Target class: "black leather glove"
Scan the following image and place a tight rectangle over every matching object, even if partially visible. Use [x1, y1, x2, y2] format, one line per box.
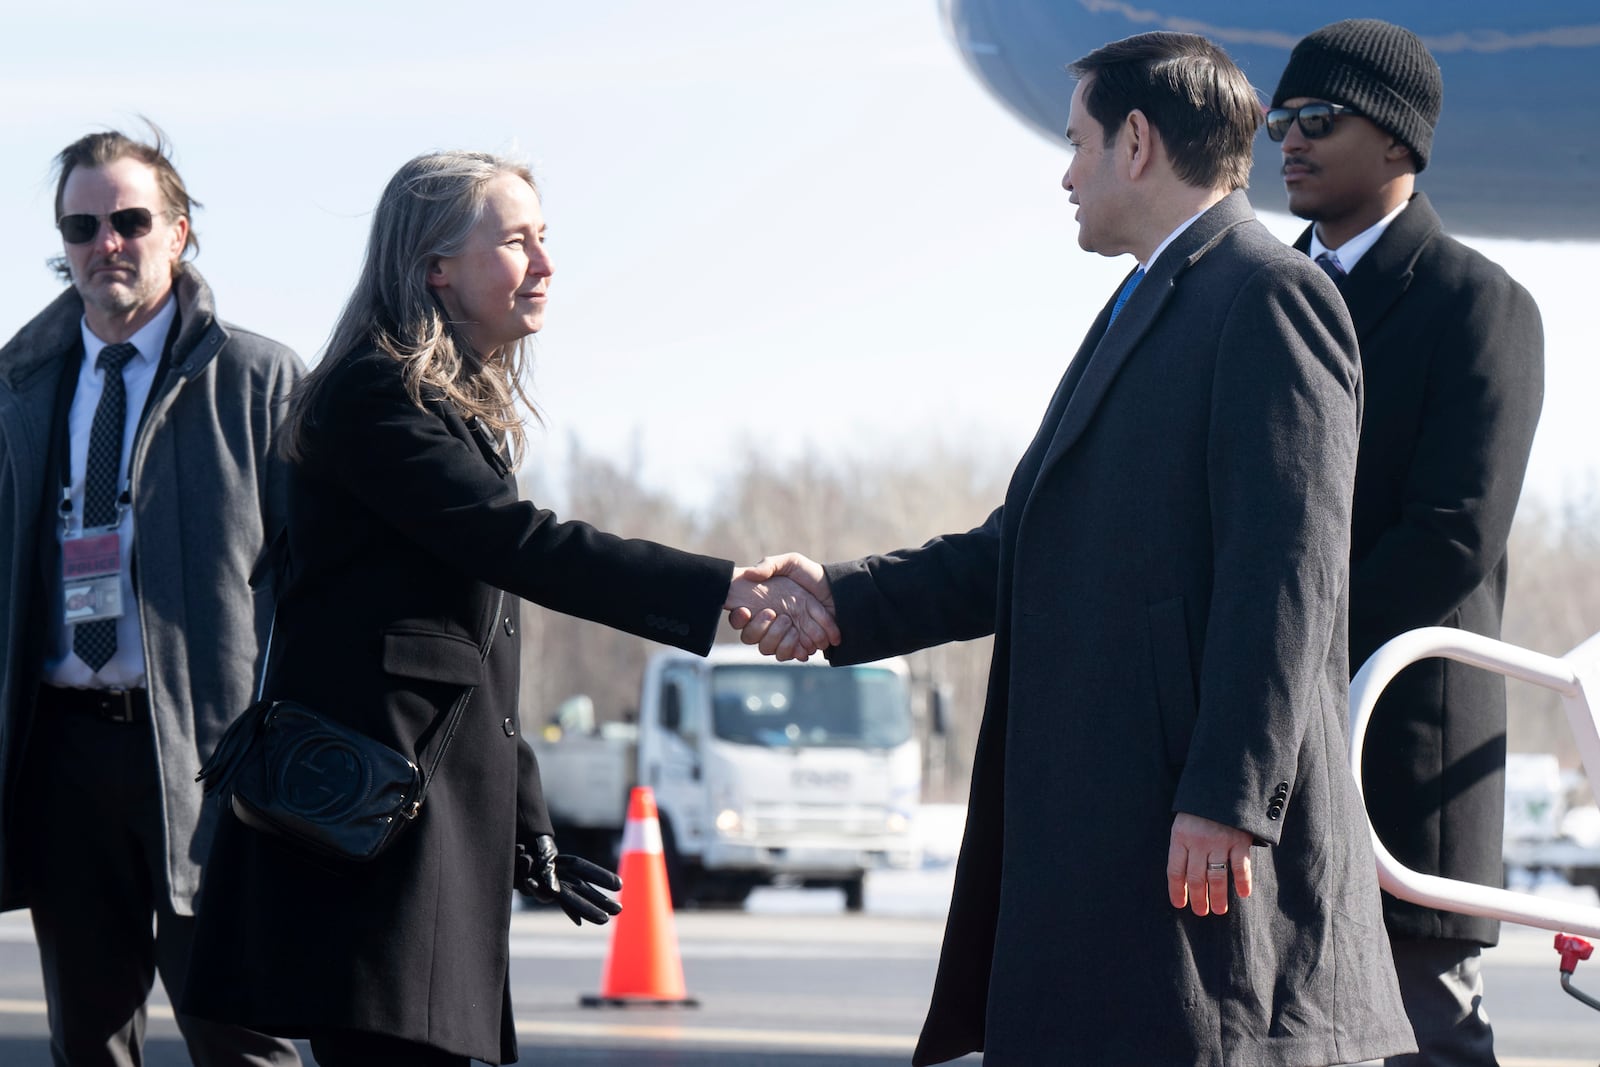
[514, 834, 623, 926]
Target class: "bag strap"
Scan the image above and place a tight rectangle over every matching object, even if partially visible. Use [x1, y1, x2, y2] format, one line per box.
[254, 416, 513, 818]
[254, 531, 507, 821]
[407, 416, 511, 814]
[403, 588, 504, 820]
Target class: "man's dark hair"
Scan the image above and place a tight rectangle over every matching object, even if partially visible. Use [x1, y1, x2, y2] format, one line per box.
[1069, 32, 1260, 192]
[48, 122, 201, 282]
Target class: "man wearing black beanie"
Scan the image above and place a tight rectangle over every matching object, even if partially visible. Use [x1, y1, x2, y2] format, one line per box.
[1271, 18, 1546, 1067]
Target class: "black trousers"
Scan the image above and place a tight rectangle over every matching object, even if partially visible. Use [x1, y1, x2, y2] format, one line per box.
[1385, 936, 1498, 1067]
[20, 686, 301, 1067]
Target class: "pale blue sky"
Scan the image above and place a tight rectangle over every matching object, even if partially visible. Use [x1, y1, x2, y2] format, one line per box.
[3, 1, 1590, 513]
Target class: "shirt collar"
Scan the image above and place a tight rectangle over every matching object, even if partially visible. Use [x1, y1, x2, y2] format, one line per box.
[1309, 199, 1408, 275]
[1141, 208, 1207, 274]
[80, 295, 176, 369]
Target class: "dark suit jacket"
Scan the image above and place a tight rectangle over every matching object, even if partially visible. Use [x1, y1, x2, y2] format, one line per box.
[184, 349, 732, 1064]
[1297, 193, 1544, 945]
[824, 193, 1412, 1066]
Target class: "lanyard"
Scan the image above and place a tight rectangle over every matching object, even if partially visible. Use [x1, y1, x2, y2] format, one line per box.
[56, 381, 134, 536]
[58, 479, 133, 536]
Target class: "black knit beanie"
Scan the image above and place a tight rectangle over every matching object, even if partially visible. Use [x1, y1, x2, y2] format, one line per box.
[1272, 19, 1442, 172]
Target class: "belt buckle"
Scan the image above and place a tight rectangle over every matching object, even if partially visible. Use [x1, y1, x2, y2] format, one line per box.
[99, 690, 137, 723]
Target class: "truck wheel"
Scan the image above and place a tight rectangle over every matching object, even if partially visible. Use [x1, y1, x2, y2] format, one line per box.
[1570, 866, 1600, 891]
[842, 874, 866, 913]
[698, 877, 753, 908]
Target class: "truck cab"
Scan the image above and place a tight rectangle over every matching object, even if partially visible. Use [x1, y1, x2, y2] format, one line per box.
[640, 646, 920, 909]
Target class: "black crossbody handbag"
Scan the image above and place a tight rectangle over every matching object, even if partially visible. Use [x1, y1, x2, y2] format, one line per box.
[198, 589, 504, 863]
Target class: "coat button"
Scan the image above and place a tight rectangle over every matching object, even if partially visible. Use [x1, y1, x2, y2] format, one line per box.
[503, 615, 515, 636]
[1267, 808, 1281, 820]
[502, 717, 515, 737]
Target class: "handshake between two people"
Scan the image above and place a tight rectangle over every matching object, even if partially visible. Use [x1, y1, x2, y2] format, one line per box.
[519, 552, 837, 928]
[722, 555, 1259, 921]
[724, 553, 837, 662]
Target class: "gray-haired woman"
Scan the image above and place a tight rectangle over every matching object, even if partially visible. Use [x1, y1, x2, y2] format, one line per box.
[182, 151, 835, 1067]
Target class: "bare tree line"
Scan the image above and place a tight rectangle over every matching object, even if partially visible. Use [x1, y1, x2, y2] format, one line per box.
[1502, 481, 1600, 768]
[517, 435, 1600, 801]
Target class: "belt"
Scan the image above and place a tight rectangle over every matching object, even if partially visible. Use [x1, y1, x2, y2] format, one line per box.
[40, 685, 148, 724]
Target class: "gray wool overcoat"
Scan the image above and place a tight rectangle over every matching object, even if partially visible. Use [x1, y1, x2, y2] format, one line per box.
[0, 268, 301, 915]
[823, 194, 1415, 1066]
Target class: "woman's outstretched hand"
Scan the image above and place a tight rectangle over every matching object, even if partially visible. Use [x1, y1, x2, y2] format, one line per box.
[725, 554, 838, 661]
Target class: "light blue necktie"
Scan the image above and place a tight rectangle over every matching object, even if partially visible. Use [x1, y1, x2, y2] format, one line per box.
[1108, 267, 1145, 325]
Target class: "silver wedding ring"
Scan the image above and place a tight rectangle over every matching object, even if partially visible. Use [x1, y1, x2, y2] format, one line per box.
[1206, 862, 1228, 871]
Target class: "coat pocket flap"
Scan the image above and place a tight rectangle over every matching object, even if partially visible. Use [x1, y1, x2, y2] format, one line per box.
[381, 629, 483, 686]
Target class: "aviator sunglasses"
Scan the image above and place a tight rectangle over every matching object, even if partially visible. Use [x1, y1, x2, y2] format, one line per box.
[56, 207, 159, 245]
[1264, 102, 1359, 142]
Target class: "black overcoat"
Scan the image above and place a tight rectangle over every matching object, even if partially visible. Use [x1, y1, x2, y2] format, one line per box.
[824, 194, 1413, 1066]
[183, 349, 731, 1064]
[1296, 194, 1544, 945]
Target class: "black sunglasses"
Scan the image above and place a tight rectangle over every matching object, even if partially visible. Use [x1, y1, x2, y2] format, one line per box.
[1264, 102, 1359, 142]
[57, 207, 159, 245]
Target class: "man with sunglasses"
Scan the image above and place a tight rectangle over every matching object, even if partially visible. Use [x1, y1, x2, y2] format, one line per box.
[0, 128, 303, 1065]
[1271, 20, 1545, 1066]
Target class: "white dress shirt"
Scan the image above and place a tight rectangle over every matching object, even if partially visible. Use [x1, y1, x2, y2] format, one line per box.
[1309, 199, 1409, 275]
[1143, 207, 1208, 274]
[45, 297, 176, 690]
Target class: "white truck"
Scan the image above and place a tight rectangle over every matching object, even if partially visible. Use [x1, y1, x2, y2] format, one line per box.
[1501, 752, 1600, 889]
[530, 645, 925, 910]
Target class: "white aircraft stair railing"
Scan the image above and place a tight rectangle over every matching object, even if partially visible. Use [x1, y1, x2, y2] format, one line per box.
[1349, 626, 1600, 938]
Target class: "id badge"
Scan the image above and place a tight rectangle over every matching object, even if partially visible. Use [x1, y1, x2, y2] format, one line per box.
[63, 528, 124, 623]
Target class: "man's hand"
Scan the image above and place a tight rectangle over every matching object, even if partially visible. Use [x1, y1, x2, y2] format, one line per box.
[725, 554, 838, 661]
[1166, 812, 1253, 916]
[515, 834, 623, 926]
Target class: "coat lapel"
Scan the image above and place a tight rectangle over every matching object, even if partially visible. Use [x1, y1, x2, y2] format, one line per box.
[1010, 299, 1115, 497]
[1030, 192, 1255, 491]
[1293, 193, 1439, 340]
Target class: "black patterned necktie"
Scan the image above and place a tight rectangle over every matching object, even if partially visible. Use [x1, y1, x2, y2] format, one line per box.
[1315, 251, 1346, 281]
[73, 341, 138, 671]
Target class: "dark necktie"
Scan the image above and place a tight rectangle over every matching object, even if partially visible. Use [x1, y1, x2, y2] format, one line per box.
[1315, 251, 1346, 281]
[1108, 267, 1145, 325]
[74, 341, 138, 672]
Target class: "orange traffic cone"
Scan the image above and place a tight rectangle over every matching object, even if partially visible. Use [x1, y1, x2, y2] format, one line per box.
[580, 787, 699, 1007]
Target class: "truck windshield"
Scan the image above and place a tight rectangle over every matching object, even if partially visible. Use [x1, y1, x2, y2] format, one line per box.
[709, 665, 911, 749]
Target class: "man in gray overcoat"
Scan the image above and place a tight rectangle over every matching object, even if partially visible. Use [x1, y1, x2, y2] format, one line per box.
[0, 128, 302, 1066]
[737, 32, 1415, 1066]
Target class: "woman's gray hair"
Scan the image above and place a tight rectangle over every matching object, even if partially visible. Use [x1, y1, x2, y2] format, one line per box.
[283, 150, 540, 464]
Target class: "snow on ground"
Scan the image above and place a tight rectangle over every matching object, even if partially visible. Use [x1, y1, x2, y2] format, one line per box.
[1505, 866, 1600, 907]
[742, 802, 1600, 922]
[911, 803, 968, 867]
